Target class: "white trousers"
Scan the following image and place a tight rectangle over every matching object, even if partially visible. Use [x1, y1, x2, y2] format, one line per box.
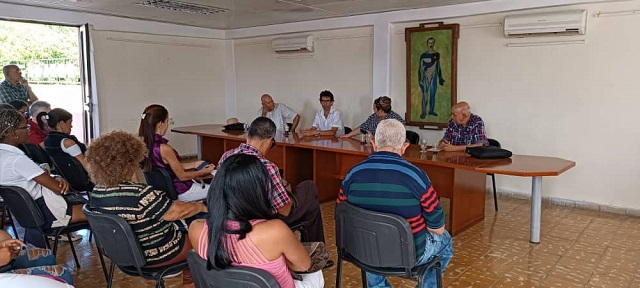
[177, 182, 210, 202]
[294, 271, 325, 288]
[0, 274, 74, 288]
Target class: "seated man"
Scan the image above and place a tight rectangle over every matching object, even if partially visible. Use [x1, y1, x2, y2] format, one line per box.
[258, 94, 300, 132]
[218, 117, 326, 244]
[301, 90, 344, 137]
[438, 101, 488, 151]
[338, 119, 453, 288]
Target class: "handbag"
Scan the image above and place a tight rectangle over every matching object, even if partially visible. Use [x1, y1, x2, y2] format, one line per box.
[465, 145, 512, 159]
[290, 242, 329, 280]
[222, 123, 245, 131]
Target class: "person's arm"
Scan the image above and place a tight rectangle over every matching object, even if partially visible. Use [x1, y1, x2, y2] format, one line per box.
[160, 144, 214, 181]
[62, 139, 89, 171]
[441, 142, 483, 152]
[162, 200, 207, 221]
[277, 179, 294, 217]
[19, 79, 38, 103]
[420, 184, 446, 235]
[270, 220, 311, 272]
[33, 172, 70, 195]
[188, 219, 206, 254]
[340, 125, 362, 138]
[290, 114, 300, 132]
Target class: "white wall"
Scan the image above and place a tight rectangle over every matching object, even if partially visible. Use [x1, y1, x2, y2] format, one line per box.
[233, 27, 374, 129]
[92, 31, 227, 154]
[391, 1, 640, 210]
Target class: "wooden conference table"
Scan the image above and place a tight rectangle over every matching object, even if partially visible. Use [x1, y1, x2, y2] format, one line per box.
[173, 124, 575, 243]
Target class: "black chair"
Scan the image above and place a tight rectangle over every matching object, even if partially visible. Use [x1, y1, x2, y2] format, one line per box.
[344, 126, 352, 134]
[83, 206, 187, 288]
[187, 250, 280, 288]
[0, 198, 19, 239]
[144, 167, 179, 200]
[0, 186, 89, 268]
[335, 202, 442, 288]
[19, 143, 54, 169]
[50, 155, 94, 192]
[406, 130, 420, 145]
[487, 138, 501, 211]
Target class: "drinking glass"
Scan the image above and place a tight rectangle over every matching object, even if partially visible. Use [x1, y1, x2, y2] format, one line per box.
[366, 133, 372, 146]
[420, 138, 428, 153]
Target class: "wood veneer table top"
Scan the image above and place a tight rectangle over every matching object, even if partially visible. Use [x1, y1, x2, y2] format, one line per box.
[172, 124, 575, 177]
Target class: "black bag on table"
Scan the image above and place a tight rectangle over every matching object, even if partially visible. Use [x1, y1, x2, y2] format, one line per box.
[466, 146, 512, 159]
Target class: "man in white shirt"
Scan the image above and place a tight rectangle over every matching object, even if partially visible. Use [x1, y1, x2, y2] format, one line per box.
[302, 90, 344, 137]
[257, 94, 300, 132]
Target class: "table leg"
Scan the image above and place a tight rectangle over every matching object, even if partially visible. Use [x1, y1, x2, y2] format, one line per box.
[197, 135, 202, 160]
[530, 176, 542, 243]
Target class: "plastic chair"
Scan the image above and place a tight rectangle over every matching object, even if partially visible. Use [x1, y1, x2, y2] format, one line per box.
[19, 143, 54, 169]
[487, 138, 501, 211]
[335, 202, 442, 288]
[144, 167, 179, 200]
[0, 198, 19, 239]
[344, 126, 352, 134]
[83, 206, 187, 288]
[0, 186, 89, 268]
[187, 250, 280, 288]
[406, 131, 420, 145]
[50, 155, 94, 192]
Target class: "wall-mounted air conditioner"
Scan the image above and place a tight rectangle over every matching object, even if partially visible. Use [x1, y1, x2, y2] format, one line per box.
[272, 35, 314, 53]
[504, 10, 587, 37]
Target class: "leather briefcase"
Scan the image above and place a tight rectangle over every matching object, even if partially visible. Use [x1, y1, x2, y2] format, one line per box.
[466, 146, 512, 159]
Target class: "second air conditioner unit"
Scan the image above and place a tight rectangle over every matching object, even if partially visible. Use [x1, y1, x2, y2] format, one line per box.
[272, 35, 314, 53]
[504, 10, 587, 37]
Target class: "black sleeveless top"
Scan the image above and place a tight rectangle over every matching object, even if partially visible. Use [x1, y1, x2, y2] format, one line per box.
[44, 131, 87, 157]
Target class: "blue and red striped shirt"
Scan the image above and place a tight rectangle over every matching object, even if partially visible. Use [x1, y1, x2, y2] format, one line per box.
[337, 151, 445, 256]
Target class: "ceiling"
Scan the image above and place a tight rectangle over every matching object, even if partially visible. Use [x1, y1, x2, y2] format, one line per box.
[1, 0, 489, 29]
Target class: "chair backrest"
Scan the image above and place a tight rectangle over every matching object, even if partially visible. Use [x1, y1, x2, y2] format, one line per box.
[344, 126, 352, 134]
[406, 130, 420, 145]
[187, 250, 280, 288]
[488, 138, 501, 148]
[0, 186, 46, 230]
[50, 156, 94, 192]
[335, 202, 416, 269]
[82, 205, 147, 269]
[144, 167, 179, 200]
[19, 144, 54, 167]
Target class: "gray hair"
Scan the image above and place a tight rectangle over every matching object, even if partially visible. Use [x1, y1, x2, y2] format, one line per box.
[374, 119, 405, 151]
[29, 100, 51, 117]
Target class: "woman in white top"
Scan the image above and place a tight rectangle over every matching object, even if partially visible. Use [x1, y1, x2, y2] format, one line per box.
[0, 109, 86, 232]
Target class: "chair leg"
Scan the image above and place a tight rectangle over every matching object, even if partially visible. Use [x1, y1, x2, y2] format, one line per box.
[67, 232, 81, 268]
[107, 261, 116, 288]
[360, 269, 367, 288]
[97, 247, 108, 282]
[157, 279, 165, 288]
[335, 252, 343, 288]
[491, 173, 498, 211]
[435, 263, 443, 288]
[52, 232, 60, 256]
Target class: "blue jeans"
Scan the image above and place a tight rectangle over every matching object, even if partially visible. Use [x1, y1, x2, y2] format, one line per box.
[366, 230, 453, 288]
[9, 244, 74, 285]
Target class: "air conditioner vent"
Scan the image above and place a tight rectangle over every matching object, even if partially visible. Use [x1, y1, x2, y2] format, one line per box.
[137, 0, 229, 15]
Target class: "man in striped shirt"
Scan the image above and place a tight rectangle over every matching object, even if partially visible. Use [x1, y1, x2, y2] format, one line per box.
[337, 119, 453, 288]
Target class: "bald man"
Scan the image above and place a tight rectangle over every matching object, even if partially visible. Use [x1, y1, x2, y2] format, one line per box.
[257, 94, 300, 132]
[438, 102, 488, 151]
[0, 65, 38, 104]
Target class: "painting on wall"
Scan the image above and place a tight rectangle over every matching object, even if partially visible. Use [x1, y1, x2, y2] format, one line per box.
[405, 22, 459, 129]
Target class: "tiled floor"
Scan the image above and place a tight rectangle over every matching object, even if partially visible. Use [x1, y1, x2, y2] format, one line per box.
[10, 196, 640, 287]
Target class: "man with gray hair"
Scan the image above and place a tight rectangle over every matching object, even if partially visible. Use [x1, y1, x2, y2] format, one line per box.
[0, 65, 38, 104]
[338, 119, 453, 288]
[27, 100, 51, 147]
[439, 101, 488, 151]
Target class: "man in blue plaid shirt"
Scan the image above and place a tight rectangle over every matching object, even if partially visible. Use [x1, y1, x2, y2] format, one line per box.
[0, 65, 39, 104]
[439, 102, 488, 151]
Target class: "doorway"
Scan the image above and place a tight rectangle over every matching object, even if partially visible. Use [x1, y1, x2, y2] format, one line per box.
[0, 20, 94, 142]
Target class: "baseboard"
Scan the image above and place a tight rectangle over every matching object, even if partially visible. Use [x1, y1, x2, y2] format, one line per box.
[490, 189, 640, 217]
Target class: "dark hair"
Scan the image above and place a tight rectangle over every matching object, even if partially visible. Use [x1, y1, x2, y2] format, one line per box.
[137, 104, 169, 172]
[206, 154, 275, 269]
[0, 109, 23, 142]
[9, 100, 27, 111]
[39, 108, 72, 130]
[319, 90, 334, 102]
[374, 96, 392, 114]
[0, 103, 15, 110]
[247, 117, 276, 140]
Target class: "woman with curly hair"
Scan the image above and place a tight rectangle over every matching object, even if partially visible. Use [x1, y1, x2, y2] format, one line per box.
[85, 130, 207, 269]
[138, 104, 215, 201]
[0, 109, 86, 241]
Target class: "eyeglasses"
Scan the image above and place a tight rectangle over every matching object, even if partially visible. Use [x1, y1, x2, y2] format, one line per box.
[17, 124, 31, 132]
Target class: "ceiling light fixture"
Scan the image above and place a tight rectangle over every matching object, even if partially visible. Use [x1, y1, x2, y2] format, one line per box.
[136, 0, 229, 15]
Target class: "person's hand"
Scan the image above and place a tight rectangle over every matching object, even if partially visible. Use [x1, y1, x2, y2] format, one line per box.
[18, 78, 32, 89]
[339, 134, 351, 139]
[0, 238, 25, 265]
[193, 160, 206, 170]
[439, 79, 445, 86]
[55, 177, 70, 194]
[201, 164, 215, 174]
[441, 143, 458, 151]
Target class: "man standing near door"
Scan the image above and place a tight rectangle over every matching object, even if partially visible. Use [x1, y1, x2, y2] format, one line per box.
[0, 65, 39, 104]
